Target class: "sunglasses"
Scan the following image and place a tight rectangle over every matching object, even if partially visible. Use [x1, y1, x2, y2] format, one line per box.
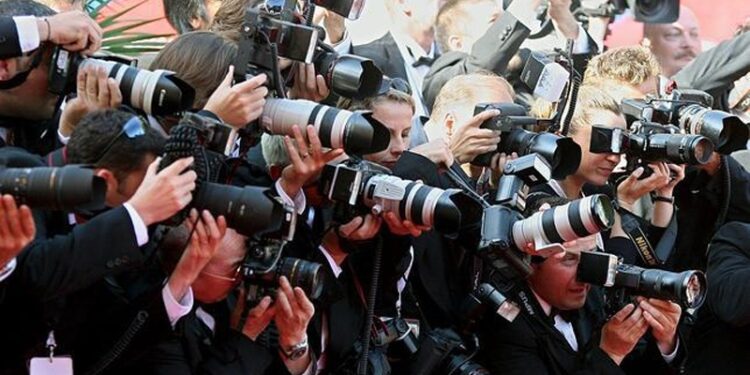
[388, 77, 413, 96]
[94, 116, 147, 163]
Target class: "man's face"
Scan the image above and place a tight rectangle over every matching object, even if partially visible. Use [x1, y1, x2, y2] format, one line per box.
[442, 87, 514, 139]
[448, 0, 501, 53]
[404, 0, 439, 31]
[528, 235, 598, 311]
[102, 154, 156, 207]
[193, 229, 247, 304]
[644, 7, 702, 77]
[364, 101, 413, 170]
[0, 51, 58, 120]
[570, 110, 625, 186]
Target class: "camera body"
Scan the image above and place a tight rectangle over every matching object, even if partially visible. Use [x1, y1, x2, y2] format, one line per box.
[621, 90, 749, 154]
[472, 103, 581, 180]
[320, 160, 480, 235]
[48, 47, 195, 115]
[577, 251, 707, 316]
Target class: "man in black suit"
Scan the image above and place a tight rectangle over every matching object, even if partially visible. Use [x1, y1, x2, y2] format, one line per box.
[687, 221, 750, 375]
[351, 0, 440, 117]
[479, 202, 684, 374]
[0, 109, 199, 373]
[423, 0, 599, 112]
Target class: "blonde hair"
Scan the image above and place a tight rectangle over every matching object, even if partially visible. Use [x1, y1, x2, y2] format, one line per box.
[338, 89, 416, 114]
[584, 46, 660, 87]
[430, 71, 515, 126]
[567, 85, 622, 135]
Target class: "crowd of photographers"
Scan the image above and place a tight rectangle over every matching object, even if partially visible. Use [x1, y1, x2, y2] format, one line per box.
[0, 0, 749, 374]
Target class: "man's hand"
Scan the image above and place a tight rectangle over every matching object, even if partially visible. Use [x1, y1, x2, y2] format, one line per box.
[313, 7, 346, 44]
[167, 209, 227, 302]
[231, 291, 277, 341]
[279, 124, 344, 198]
[38, 10, 102, 55]
[617, 163, 671, 209]
[0, 195, 35, 267]
[548, 0, 580, 40]
[600, 303, 649, 365]
[275, 276, 315, 348]
[288, 63, 330, 102]
[410, 139, 454, 168]
[204, 66, 268, 128]
[489, 152, 518, 187]
[638, 297, 681, 355]
[127, 157, 197, 226]
[449, 110, 501, 165]
[655, 163, 685, 198]
[383, 211, 430, 237]
[338, 214, 382, 241]
[59, 64, 122, 138]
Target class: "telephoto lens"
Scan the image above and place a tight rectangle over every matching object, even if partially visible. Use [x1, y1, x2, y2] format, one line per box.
[0, 165, 106, 211]
[576, 251, 708, 309]
[512, 194, 615, 250]
[636, 133, 714, 165]
[260, 99, 391, 155]
[245, 255, 325, 301]
[678, 104, 750, 154]
[502, 128, 582, 179]
[314, 51, 383, 99]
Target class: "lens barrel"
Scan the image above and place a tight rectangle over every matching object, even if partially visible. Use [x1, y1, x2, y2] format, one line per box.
[275, 257, 325, 300]
[678, 104, 750, 154]
[0, 166, 106, 211]
[192, 183, 287, 237]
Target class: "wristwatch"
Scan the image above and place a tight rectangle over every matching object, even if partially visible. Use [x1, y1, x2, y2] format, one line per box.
[280, 335, 308, 361]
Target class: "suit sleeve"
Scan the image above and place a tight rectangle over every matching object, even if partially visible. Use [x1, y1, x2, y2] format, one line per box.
[11, 206, 146, 301]
[0, 17, 23, 59]
[705, 222, 750, 327]
[422, 12, 530, 111]
[673, 32, 750, 98]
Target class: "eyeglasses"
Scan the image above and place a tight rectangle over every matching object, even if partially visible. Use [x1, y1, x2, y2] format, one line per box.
[199, 265, 243, 285]
[94, 116, 147, 163]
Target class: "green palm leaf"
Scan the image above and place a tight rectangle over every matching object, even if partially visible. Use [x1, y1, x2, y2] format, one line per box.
[85, 0, 171, 56]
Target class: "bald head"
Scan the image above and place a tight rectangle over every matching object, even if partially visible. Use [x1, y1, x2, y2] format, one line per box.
[643, 6, 701, 77]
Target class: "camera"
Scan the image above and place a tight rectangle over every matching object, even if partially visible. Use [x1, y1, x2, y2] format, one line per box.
[259, 98, 390, 155]
[243, 249, 326, 305]
[0, 165, 106, 211]
[589, 121, 714, 178]
[158, 113, 294, 237]
[521, 51, 570, 103]
[320, 160, 482, 235]
[577, 0, 680, 24]
[409, 328, 488, 375]
[577, 251, 707, 315]
[621, 91, 749, 154]
[48, 47, 195, 116]
[472, 103, 581, 180]
[234, 1, 383, 99]
[460, 283, 521, 334]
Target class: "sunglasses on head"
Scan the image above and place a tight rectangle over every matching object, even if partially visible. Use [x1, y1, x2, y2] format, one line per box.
[93, 116, 148, 163]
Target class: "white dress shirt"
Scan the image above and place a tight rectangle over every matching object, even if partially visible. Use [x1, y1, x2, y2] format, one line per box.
[390, 32, 436, 118]
[11, 16, 40, 54]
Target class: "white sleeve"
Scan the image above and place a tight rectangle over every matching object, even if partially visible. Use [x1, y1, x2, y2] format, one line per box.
[507, 1, 542, 32]
[275, 180, 307, 215]
[123, 202, 149, 246]
[660, 338, 680, 364]
[571, 24, 592, 55]
[12, 16, 40, 54]
[161, 283, 194, 329]
[0, 258, 17, 283]
[330, 29, 352, 55]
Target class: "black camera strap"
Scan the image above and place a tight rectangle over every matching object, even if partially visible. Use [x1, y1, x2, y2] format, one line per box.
[618, 210, 676, 267]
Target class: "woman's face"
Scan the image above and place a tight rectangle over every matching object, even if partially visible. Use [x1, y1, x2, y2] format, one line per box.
[570, 110, 626, 186]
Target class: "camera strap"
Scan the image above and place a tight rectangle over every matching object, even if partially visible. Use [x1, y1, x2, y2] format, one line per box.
[619, 211, 674, 267]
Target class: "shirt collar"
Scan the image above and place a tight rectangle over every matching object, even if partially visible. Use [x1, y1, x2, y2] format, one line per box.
[392, 31, 436, 62]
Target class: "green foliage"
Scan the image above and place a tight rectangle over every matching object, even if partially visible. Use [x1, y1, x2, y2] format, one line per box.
[85, 0, 170, 55]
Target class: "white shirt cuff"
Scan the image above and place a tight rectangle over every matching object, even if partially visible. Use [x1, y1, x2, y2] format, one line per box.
[275, 180, 307, 215]
[572, 24, 592, 54]
[123, 202, 149, 247]
[57, 128, 70, 145]
[330, 30, 352, 55]
[660, 338, 679, 364]
[12, 16, 41, 54]
[0, 258, 17, 282]
[162, 282, 194, 329]
[507, 1, 541, 32]
[319, 246, 343, 278]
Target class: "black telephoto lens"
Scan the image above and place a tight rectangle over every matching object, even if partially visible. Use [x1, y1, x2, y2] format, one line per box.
[0, 166, 106, 211]
[192, 183, 287, 237]
[314, 52, 384, 99]
[644, 133, 714, 165]
[679, 104, 750, 154]
[275, 257, 325, 300]
[623, 267, 707, 309]
[503, 129, 582, 179]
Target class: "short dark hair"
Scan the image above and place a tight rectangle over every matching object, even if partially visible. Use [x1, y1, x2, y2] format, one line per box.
[163, 0, 210, 34]
[67, 109, 165, 179]
[0, 0, 55, 17]
[524, 194, 570, 218]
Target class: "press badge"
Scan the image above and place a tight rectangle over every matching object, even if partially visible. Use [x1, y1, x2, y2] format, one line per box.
[29, 356, 73, 375]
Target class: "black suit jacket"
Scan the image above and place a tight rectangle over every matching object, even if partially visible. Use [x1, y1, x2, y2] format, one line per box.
[687, 222, 750, 375]
[0, 17, 23, 59]
[479, 285, 683, 375]
[352, 32, 409, 83]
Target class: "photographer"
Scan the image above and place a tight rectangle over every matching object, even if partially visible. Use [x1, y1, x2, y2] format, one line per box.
[0, 109, 197, 373]
[479, 197, 684, 374]
[687, 221, 750, 375]
[423, 0, 598, 111]
[528, 85, 683, 267]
